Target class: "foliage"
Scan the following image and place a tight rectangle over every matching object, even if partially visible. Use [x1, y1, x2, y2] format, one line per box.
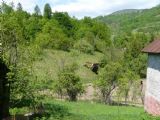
[32, 19, 72, 51]
[17, 3, 23, 11]
[123, 32, 149, 78]
[53, 12, 75, 37]
[74, 39, 94, 54]
[0, 3, 38, 113]
[43, 3, 52, 19]
[55, 64, 84, 101]
[118, 69, 139, 104]
[95, 62, 122, 104]
[34, 5, 41, 16]
[96, 5, 160, 34]
[1, 2, 13, 14]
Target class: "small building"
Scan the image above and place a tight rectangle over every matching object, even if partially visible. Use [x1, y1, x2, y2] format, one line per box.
[142, 40, 160, 115]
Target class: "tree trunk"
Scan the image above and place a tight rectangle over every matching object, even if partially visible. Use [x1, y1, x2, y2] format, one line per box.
[0, 60, 10, 119]
[104, 86, 116, 105]
[124, 94, 128, 105]
[105, 94, 112, 105]
[68, 91, 77, 101]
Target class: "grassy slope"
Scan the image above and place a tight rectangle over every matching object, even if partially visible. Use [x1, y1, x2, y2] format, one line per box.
[33, 49, 104, 89]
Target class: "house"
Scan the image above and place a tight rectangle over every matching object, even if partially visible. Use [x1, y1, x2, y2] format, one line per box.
[142, 40, 160, 115]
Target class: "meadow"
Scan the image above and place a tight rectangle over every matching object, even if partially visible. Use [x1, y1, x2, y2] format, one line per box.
[10, 99, 160, 120]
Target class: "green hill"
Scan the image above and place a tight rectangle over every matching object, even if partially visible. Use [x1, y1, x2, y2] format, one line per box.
[111, 9, 142, 15]
[96, 5, 160, 34]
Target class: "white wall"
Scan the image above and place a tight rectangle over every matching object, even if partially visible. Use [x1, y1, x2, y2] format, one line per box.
[146, 54, 160, 101]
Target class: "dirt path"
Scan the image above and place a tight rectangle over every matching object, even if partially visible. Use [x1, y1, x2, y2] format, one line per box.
[80, 83, 95, 100]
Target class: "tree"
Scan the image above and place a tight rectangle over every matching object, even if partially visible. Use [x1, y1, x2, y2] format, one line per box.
[1, 2, 13, 14]
[43, 3, 52, 19]
[118, 69, 139, 105]
[53, 12, 74, 37]
[34, 5, 41, 16]
[0, 7, 36, 119]
[34, 19, 73, 51]
[0, 59, 10, 119]
[123, 32, 149, 78]
[17, 3, 23, 11]
[55, 64, 84, 101]
[95, 62, 121, 104]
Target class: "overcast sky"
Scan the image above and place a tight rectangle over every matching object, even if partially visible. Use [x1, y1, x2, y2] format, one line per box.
[4, 0, 160, 18]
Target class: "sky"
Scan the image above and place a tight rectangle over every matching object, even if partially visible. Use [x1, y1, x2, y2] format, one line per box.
[3, 0, 160, 19]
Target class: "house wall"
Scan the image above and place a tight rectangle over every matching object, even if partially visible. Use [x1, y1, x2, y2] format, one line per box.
[145, 54, 160, 115]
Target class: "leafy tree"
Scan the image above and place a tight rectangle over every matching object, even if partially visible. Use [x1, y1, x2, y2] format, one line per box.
[82, 17, 94, 27]
[1, 2, 13, 14]
[53, 12, 74, 37]
[35, 19, 72, 51]
[92, 21, 111, 45]
[43, 3, 52, 19]
[118, 69, 139, 104]
[55, 64, 84, 101]
[0, 27, 33, 119]
[17, 3, 23, 11]
[24, 16, 42, 40]
[34, 5, 41, 16]
[95, 62, 122, 104]
[0, 6, 38, 118]
[123, 32, 149, 78]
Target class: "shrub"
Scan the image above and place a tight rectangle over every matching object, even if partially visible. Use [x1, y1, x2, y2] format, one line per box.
[95, 40, 107, 52]
[74, 39, 94, 54]
[54, 63, 84, 101]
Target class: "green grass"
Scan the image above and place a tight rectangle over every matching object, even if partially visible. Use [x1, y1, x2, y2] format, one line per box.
[41, 99, 160, 120]
[9, 99, 160, 120]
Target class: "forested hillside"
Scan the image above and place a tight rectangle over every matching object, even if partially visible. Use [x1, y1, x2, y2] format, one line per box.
[1, 2, 160, 120]
[96, 5, 160, 34]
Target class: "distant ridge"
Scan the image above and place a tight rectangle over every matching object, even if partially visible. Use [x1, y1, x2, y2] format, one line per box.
[95, 5, 160, 34]
[111, 9, 142, 15]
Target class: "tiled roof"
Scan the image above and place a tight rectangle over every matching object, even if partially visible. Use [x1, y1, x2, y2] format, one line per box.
[142, 40, 160, 53]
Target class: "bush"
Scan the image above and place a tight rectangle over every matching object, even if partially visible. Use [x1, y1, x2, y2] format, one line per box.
[95, 40, 107, 52]
[35, 33, 52, 49]
[74, 39, 94, 54]
[54, 63, 84, 101]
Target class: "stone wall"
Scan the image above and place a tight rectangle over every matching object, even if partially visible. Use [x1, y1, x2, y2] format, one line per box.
[145, 54, 160, 115]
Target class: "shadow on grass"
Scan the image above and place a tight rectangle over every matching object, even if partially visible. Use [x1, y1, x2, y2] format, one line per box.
[10, 98, 34, 108]
[10, 99, 70, 120]
[42, 103, 70, 119]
